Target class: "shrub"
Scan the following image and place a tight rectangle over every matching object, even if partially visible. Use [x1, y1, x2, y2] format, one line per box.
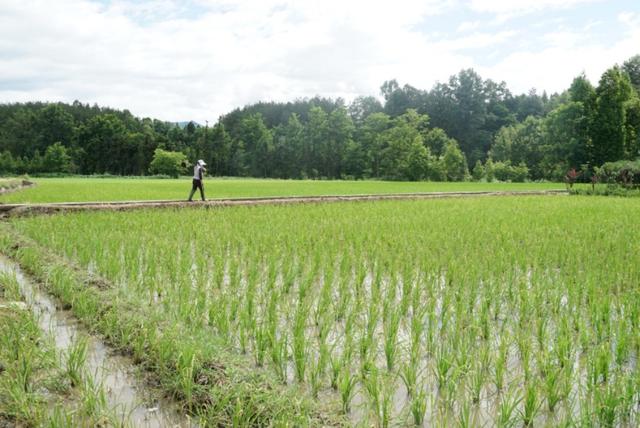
[148, 149, 188, 178]
[597, 159, 640, 188]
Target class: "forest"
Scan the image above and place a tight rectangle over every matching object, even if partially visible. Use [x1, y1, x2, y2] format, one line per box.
[0, 55, 639, 182]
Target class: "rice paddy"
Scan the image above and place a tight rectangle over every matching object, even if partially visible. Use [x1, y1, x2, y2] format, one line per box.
[2, 194, 639, 426]
[0, 177, 564, 203]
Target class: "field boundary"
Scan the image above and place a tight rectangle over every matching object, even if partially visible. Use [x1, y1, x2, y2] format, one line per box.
[0, 189, 568, 217]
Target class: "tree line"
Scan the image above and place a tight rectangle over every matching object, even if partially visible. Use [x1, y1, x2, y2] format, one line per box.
[1, 55, 639, 181]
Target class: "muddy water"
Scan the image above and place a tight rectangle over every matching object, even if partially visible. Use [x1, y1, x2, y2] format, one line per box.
[0, 255, 192, 427]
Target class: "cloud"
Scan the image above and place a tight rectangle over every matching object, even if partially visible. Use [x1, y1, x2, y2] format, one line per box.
[478, 11, 640, 93]
[0, 0, 638, 122]
[468, 0, 604, 20]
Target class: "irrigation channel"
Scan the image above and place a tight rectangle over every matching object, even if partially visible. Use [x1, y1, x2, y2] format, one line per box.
[0, 189, 567, 217]
[0, 255, 193, 427]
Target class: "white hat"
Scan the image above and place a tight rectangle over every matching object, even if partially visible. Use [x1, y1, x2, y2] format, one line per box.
[197, 159, 206, 166]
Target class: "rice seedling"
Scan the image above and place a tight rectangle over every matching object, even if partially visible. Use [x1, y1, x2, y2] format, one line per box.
[5, 194, 640, 425]
[64, 335, 88, 388]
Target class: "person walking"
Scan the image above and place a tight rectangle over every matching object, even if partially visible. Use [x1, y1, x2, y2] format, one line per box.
[188, 159, 207, 201]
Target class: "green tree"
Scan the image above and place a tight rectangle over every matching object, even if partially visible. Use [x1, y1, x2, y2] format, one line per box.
[0, 151, 17, 175]
[305, 107, 329, 178]
[625, 96, 640, 159]
[359, 112, 391, 178]
[209, 123, 233, 176]
[591, 66, 633, 165]
[326, 107, 355, 178]
[237, 113, 274, 177]
[542, 101, 590, 179]
[441, 140, 469, 181]
[348, 96, 383, 125]
[148, 148, 187, 177]
[472, 160, 485, 181]
[623, 55, 640, 92]
[77, 114, 130, 174]
[423, 128, 455, 157]
[42, 142, 74, 173]
[379, 110, 432, 180]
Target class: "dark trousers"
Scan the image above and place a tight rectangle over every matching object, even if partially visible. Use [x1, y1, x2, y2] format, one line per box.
[188, 179, 205, 201]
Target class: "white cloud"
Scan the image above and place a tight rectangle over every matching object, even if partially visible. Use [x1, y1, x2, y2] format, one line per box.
[0, 0, 463, 122]
[478, 13, 640, 93]
[0, 0, 638, 122]
[468, 0, 604, 20]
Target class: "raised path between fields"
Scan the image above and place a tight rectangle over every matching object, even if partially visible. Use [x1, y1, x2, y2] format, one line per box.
[0, 189, 568, 218]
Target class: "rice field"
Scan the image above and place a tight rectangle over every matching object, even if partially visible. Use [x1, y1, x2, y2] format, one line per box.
[3, 194, 640, 426]
[0, 177, 564, 203]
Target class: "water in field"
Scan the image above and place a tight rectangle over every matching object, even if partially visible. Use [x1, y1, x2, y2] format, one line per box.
[0, 255, 193, 428]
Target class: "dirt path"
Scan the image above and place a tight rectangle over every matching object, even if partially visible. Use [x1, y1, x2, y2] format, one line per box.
[0, 189, 567, 217]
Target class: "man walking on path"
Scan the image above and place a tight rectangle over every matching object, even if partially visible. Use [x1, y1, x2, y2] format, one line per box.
[188, 159, 206, 201]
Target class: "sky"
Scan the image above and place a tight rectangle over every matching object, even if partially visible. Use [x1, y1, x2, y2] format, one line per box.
[1, 0, 639, 123]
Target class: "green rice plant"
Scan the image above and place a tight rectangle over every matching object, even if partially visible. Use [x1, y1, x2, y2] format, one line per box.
[497, 389, 521, 428]
[338, 367, 357, 414]
[467, 361, 486, 405]
[253, 322, 269, 367]
[270, 331, 288, 384]
[383, 301, 401, 371]
[410, 386, 428, 426]
[64, 335, 88, 388]
[176, 350, 197, 410]
[493, 335, 509, 392]
[308, 353, 322, 399]
[363, 368, 395, 427]
[434, 346, 453, 391]
[45, 404, 75, 427]
[0, 271, 22, 300]
[593, 381, 621, 427]
[542, 362, 563, 413]
[79, 374, 119, 426]
[329, 351, 343, 391]
[400, 350, 419, 398]
[520, 380, 542, 426]
[292, 303, 308, 383]
[614, 318, 630, 366]
[456, 399, 474, 428]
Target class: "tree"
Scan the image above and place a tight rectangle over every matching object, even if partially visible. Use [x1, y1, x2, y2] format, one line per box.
[623, 55, 640, 92]
[148, 148, 187, 177]
[591, 66, 633, 165]
[359, 112, 391, 178]
[348, 96, 383, 125]
[0, 151, 17, 175]
[441, 140, 469, 181]
[625, 96, 640, 159]
[237, 113, 274, 177]
[305, 107, 329, 178]
[325, 107, 355, 178]
[42, 142, 74, 173]
[542, 101, 590, 179]
[472, 160, 485, 181]
[423, 128, 455, 157]
[76, 114, 130, 174]
[209, 123, 233, 176]
[379, 110, 432, 180]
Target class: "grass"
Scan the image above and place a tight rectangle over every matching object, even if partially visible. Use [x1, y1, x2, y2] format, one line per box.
[0, 271, 117, 426]
[2, 194, 639, 425]
[0, 176, 564, 203]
